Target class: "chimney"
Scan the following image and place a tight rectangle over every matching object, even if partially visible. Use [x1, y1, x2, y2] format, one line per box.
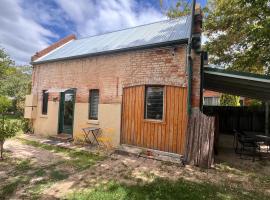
[193, 4, 203, 34]
[31, 34, 76, 62]
[192, 4, 203, 52]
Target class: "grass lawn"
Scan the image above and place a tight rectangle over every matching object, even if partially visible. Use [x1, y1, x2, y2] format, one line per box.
[0, 136, 270, 200]
[67, 178, 268, 200]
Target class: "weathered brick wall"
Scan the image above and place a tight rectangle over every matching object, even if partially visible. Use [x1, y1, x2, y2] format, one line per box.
[191, 51, 201, 108]
[32, 45, 190, 104]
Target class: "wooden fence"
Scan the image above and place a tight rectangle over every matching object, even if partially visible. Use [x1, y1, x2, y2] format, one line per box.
[203, 106, 265, 133]
[185, 111, 215, 168]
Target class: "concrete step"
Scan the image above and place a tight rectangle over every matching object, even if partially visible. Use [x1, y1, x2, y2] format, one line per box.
[115, 144, 185, 165]
[49, 133, 73, 142]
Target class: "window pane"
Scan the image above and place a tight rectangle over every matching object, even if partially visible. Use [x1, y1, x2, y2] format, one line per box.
[204, 97, 220, 106]
[145, 86, 164, 120]
[42, 90, 48, 115]
[89, 89, 99, 120]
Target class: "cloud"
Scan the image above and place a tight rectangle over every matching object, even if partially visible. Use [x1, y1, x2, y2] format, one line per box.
[56, 0, 166, 36]
[0, 0, 165, 65]
[0, 0, 58, 64]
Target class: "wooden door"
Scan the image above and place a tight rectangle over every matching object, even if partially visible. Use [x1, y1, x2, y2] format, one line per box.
[121, 85, 188, 154]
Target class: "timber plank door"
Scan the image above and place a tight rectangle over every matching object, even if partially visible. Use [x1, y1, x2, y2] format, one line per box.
[121, 85, 188, 154]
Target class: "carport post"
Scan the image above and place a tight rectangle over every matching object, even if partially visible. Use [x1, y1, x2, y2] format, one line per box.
[266, 102, 269, 136]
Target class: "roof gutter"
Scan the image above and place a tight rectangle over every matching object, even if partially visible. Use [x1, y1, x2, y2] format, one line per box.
[31, 38, 189, 65]
[187, 0, 196, 116]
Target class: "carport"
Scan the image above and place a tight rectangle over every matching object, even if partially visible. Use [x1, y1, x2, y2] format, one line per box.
[203, 67, 270, 135]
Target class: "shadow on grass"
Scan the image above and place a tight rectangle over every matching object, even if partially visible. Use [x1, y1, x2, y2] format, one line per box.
[67, 178, 270, 200]
[19, 138, 104, 170]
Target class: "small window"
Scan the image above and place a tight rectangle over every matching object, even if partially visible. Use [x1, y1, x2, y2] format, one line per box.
[89, 89, 99, 120]
[42, 90, 48, 115]
[145, 86, 164, 120]
[203, 97, 220, 106]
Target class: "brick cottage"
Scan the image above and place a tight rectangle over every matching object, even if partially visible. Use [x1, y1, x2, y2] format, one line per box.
[25, 10, 203, 157]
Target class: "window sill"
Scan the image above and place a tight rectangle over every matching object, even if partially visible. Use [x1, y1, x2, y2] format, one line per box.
[87, 120, 99, 125]
[40, 115, 48, 118]
[143, 119, 165, 124]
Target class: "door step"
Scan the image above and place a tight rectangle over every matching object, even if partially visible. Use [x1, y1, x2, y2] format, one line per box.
[115, 144, 185, 165]
[49, 133, 73, 142]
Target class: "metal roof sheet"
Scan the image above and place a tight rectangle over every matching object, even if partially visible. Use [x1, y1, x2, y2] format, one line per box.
[204, 67, 270, 100]
[34, 16, 191, 64]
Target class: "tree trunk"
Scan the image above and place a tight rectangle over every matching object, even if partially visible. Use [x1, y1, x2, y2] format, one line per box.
[0, 140, 4, 160]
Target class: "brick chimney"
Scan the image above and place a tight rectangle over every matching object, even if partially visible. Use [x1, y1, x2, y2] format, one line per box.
[193, 4, 203, 34]
[31, 34, 76, 61]
[192, 4, 203, 52]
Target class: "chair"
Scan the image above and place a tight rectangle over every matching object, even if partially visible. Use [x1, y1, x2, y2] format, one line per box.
[233, 129, 260, 161]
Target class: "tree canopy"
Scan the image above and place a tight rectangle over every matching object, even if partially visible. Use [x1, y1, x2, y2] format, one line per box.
[220, 94, 240, 106]
[204, 0, 270, 74]
[162, 0, 270, 74]
[163, 0, 191, 18]
[0, 48, 32, 115]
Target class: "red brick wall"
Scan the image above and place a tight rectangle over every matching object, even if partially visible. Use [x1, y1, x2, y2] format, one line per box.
[191, 51, 201, 108]
[32, 45, 191, 104]
[204, 90, 221, 98]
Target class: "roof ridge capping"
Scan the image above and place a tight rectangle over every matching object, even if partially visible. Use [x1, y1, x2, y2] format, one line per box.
[31, 34, 76, 61]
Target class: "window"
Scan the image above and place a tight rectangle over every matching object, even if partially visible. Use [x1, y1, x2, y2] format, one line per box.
[89, 89, 99, 120]
[42, 90, 48, 115]
[145, 86, 164, 120]
[203, 97, 220, 106]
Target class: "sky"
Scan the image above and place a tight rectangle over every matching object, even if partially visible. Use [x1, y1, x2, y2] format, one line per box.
[0, 0, 207, 65]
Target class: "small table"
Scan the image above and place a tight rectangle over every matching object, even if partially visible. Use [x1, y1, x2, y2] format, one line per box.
[82, 127, 101, 145]
[256, 135, 270, 151]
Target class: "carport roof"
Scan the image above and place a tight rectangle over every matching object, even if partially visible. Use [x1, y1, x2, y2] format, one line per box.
[203, 67, 270, 101]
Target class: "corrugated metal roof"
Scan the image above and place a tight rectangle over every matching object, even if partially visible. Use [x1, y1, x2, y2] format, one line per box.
[204, 67, 270, 100]
[34, 16, 191, 64]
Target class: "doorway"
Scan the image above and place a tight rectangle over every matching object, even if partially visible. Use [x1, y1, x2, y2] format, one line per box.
[58, 89, 76, 135]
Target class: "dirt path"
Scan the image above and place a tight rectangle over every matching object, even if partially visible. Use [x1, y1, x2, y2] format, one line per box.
[4, 139, 65, 166]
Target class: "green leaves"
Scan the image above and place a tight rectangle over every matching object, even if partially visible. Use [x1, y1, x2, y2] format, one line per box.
[220, 94, 240, 106]
[0, 48, 32, 115]
[0, 119, 20, 141]
[160, 0, 191, 18]
[0, 96, 12, 114]
[204, 0, 270, 73]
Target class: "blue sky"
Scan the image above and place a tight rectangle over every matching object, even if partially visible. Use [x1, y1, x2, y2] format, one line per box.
[0, 0, 207, 64]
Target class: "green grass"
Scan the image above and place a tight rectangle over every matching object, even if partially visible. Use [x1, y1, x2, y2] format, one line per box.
[15, 159, 32, 172]
[33, 168, 46, 177]
[18, 138, 104, 170]
[0, 175, 31, 199]
[27, 180, 54, 200]
[0, 138, 104, 199]
[67, 178, 270, 200]
[0, 159, 69, 199]
[50, 170, 69, 181]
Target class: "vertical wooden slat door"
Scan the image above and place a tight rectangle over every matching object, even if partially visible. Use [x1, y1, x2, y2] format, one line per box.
[121, 85, 188, 154]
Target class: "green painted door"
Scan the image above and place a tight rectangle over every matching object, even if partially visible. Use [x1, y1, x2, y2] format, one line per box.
[58, 89, 76, 135]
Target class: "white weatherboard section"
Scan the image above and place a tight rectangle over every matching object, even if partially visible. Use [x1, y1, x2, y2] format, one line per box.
[204, 70, 270, 83]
